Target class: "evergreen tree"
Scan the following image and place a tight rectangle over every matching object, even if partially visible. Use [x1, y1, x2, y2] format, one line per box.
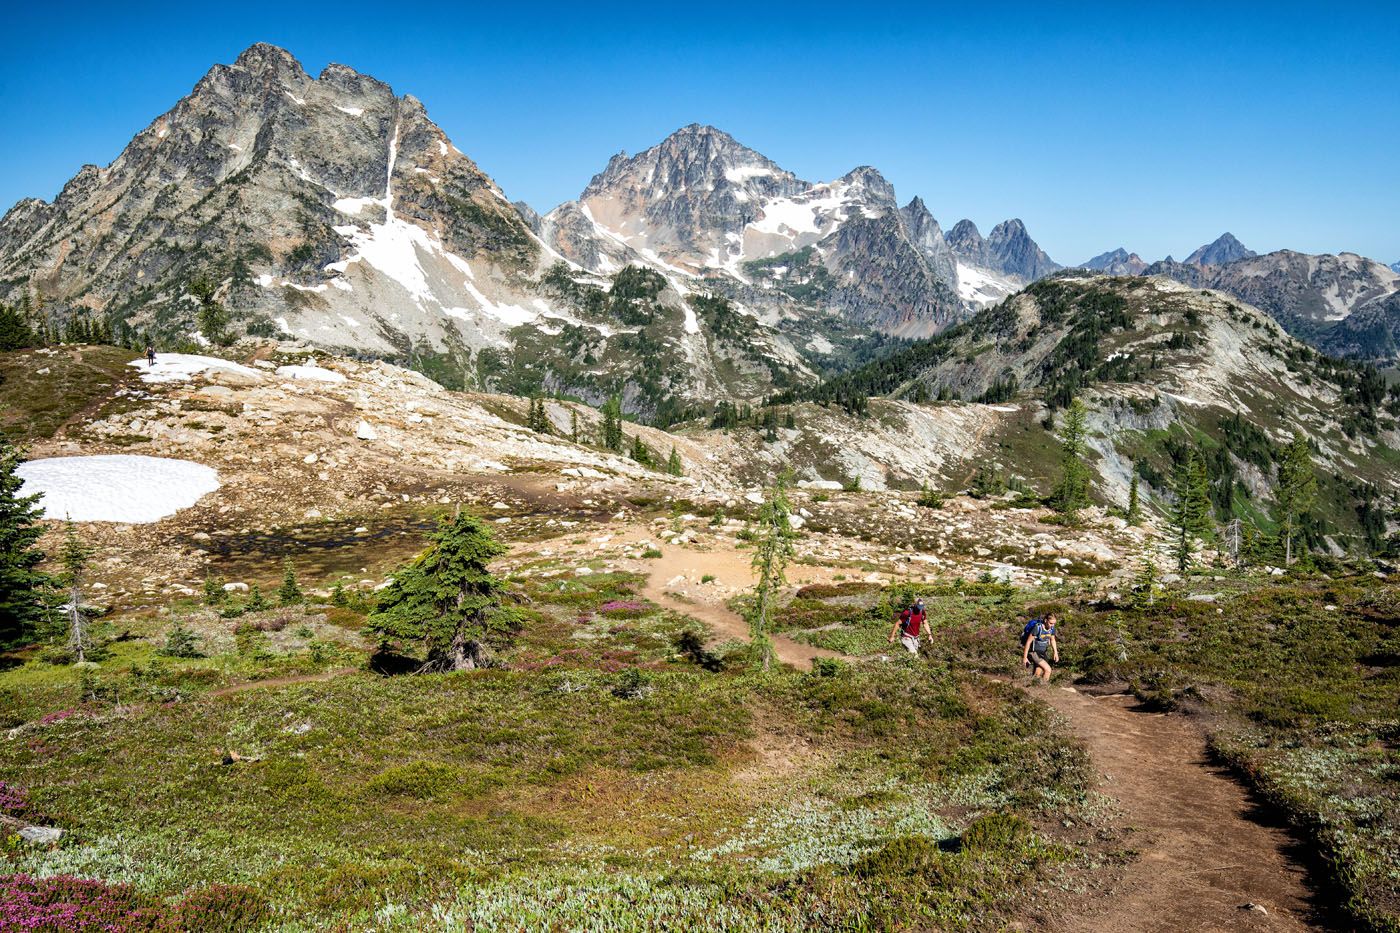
[666, 445, 683, 477]
[1274, 433, 1318, 566]
[527, 397, 551, 434]
[629, 434, 655, 467]
[203, 574, 227, 605]
[1183, 450, 1213, 539]
[244, 584, 269, 613]
[750, 471, 795, 671]
[59, 520, 94, 663]
[1050, 398, 1092, 515]
[0, 304, 37, 351]
[367, 510, 514, 670]
[190, 276, 230, 346]
[0, 436, 52, 648]
[1168, 458, 1196, 572]
[278, 558, 303, 606]
[601, 396, 624, 452]
[1125, 473, 1142, 526]
[569, 409, 580, 443]
[783, 408, 796, 430]
[1130, 554, 1160, 610]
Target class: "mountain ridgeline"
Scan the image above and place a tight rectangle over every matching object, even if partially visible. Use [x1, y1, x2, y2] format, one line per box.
[788, 273, 1400, 552]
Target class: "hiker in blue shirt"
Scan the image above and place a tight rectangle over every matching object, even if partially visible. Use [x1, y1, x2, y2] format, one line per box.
[1020, 613, 1059, 684]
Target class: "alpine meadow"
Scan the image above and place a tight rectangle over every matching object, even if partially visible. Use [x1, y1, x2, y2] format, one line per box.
[1, 12, 1399, 932]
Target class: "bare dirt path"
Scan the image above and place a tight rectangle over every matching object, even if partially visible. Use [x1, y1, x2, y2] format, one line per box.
[1032, 684, 1331, 933]
[634, 541, 847, 671]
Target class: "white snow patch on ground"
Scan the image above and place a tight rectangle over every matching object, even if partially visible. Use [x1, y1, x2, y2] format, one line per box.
[276, 364, 347, 383]
[129, 355, 263, 384]
[333, 196, 378, 215]
[17, 455, 220, 523]
[336, 106, 365, 116]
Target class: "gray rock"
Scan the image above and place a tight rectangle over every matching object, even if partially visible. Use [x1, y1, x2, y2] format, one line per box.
[19, 825, 63, 844]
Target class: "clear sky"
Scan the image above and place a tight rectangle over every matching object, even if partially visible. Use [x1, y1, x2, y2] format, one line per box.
[2, 1, 1397, 265]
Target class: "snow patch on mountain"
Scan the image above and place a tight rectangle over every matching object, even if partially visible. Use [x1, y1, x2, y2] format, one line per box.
[18, 455, 220, 523]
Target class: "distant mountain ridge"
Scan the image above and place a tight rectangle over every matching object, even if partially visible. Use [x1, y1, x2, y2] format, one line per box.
[1185, 232, 1256, 266]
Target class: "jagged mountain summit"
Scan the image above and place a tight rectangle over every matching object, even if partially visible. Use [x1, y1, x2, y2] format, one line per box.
[0, 43, 543, 355]
[0, 48, 825, 414]
[539, 124, 990, 336]
[1185, 232, 1256, 266]
[942, 218, 1061, 306]
[1079, 248, 1148, 276]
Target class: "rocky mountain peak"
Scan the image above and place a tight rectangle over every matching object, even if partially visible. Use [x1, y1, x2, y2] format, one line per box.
[899, 197, 957, 290]
[1081, 248, 1148, 276]
[1186, 232, 1255, 266]
[836, 166, 897, 207]
[985, 218, 1059, 281]
[232, 42, 306, 78]
[946, 219, 985, 256]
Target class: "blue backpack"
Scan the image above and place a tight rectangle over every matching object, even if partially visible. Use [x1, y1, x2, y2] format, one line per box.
[1019, 618, 1042, 646]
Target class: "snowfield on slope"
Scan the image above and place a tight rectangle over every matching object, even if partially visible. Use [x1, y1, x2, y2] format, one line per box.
[129, 354, 264, 384]
[17, 455, 220, 523]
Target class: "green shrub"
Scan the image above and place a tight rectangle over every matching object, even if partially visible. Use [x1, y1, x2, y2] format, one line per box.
[365, 760, 460, 799]
[959, 811, 1034, 854]
[158, 621, 202, 659]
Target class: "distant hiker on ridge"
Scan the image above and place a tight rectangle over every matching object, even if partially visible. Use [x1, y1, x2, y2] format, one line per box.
[145, 343, 156, 367]
[888, 597, 928, 656]
[1021, 613, 1059, 684]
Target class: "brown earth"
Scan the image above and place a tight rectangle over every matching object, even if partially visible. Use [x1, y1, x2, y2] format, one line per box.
[1034, 684, 1333, 933]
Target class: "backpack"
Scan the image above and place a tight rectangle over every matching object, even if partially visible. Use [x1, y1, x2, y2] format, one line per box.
[900, 606, 926, 637]
[1019, 618, 1042, 646]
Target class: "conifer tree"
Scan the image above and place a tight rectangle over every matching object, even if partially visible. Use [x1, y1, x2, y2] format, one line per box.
[1183, 450, 1214, 538]
[629, 434, 654, 467]
[1125, 473, 1142, 526]
[750, 471, 795, 671]
[0, 436, 52, 649]
[783, 408, 796, 430]
[278, 558, 303, 606]
[1130, 554, 1160, 609]
[527, 397, 551, 434]
[190, 276, 230, 346]
[59, 519, 94, 663]
[569, 409, 580, 443]
[601, 396, 624, 452]
[245, 583, 269, 613]
[1051, 398, 1092, 516]
[666, 445, 683, 477]
[368, 510, 513, 670]
[1168, 458, 1196, 572]
[1274, 433, 1318, 566]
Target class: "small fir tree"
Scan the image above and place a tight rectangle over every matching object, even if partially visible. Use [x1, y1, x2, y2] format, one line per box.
[569, 409, 580, 443]
[527, 397, 551, 434]
[601, 396, 624, 452]
[1125, 473, 1142, 526]
[1168, 458, 1196, 572]
[278, 558, 303, 606]
[244, 584, 269, 613]
[666, 446, 683, 476]
[203, 574, 227, 605]
[1274, 433, 1318, 566]
[0, 436, 53, 649]
[159, 621, 202, 658]
[1183, 450, 1214, 539]
[1051, 398, 1092, 515]
[750, 471, 796, 671]
[1130, 554, 1160, 610]
[629, 434, 655, 467]
[367, 510, 514, 670]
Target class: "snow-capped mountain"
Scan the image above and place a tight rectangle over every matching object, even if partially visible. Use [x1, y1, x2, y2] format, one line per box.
[0, 47, 817, 414]
[1390, 260, 1400, 274]
[539, 124, 979, 336]
[1184, 232, 1256, 266]
[0, 43, 546, 357]
[1078, 248, 1148, 276]
[941, 218, 1061, 307]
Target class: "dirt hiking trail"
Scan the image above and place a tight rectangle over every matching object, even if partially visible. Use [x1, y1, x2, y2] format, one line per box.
[1034, 684, 1333, 933]
[633, 541, 847, 671]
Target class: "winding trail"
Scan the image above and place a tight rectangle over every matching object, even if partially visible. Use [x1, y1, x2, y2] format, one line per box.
[634, 542, 846, 671]
[1034, 685, 1331, 933]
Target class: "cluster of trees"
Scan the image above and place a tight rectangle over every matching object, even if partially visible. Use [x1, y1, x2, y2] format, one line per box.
[710, 402, 796, 439]
[525, 394, 684, 477]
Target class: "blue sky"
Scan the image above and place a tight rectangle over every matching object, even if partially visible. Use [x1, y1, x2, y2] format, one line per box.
[2, 1, 1397, 265]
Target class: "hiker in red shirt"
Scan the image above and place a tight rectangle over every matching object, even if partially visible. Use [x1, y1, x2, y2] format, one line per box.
[888, 597, 928, 656]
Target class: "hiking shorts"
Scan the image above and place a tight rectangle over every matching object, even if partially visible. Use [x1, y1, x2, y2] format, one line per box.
[899, 634, 920, 655]
[1028, 649, 1051, 668]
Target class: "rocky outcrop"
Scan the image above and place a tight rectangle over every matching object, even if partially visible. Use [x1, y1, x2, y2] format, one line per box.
[899, 197, 959, 291]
